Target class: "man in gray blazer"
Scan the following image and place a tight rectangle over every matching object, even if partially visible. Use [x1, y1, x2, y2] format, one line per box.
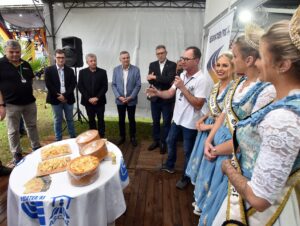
[112, 51, 141, 146]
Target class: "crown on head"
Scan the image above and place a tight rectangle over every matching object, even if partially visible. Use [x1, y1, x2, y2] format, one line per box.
[244, 23, 265, 50]
[289, 5, 300, 51]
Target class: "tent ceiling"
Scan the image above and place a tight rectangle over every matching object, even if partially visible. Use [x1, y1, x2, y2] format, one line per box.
[0, 4, 44, 30]
[42, 0, 206, 9]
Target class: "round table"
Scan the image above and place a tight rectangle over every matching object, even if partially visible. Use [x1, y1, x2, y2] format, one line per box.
[7, 139, 129, 226]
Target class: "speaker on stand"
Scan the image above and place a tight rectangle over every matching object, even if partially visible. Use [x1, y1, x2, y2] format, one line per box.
[62, 36, 88, 124]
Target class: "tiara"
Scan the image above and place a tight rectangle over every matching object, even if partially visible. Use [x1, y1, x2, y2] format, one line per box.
[289, 5, 300, 51]
[244, 23, 264, 50]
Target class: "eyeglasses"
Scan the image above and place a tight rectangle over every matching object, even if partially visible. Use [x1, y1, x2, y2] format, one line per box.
[56, 56, 65, 59]
[156, 52, 166, 55]
[180, 57, 195, 62]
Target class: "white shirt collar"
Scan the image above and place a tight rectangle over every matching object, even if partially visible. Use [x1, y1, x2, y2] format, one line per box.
[159, 59, 167, 65]
[56, 64, 64, 70]
[122, 65, 130, 71]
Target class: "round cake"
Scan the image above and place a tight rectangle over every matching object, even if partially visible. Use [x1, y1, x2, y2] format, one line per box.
[75, 130, 100, 150]
[67, 155, 100, 186]
[80, 139, 108, 161]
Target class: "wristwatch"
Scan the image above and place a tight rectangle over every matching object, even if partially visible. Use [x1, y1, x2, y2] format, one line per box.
[0, 103, 6, 107]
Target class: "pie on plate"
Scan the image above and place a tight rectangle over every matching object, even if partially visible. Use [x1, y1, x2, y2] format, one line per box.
[67, 155, 100, 186]
[37, 157, 71, 176]
[41, 144, 72, 160]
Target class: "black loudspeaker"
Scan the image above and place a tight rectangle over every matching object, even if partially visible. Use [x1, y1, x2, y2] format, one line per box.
[61, 36, 83, 67]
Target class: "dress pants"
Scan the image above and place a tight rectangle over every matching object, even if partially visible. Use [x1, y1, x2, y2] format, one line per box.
[117, 104, 136, 139]
[6, 102, 41, 155]
[150, 100, 173, 143]
[85, 104, 105, 137]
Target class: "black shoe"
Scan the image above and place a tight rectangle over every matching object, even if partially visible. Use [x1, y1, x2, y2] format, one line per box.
[0, 161, 12, 176]
[160, 142, 167, 154]
[160, 163, 175, 174]
[32, 146, 42, 151]
[13, 152, 23, 165]
[116, 137, 125, 145]
[131, 137, 138, 147]
[148, 141, 160, 151]
[176, 176, 190, 190]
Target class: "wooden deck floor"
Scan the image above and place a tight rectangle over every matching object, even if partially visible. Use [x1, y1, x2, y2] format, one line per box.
[0, 139, 199, 226]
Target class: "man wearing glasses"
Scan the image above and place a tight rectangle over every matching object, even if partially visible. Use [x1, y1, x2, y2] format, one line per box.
[147, 45, 176, 154]
[0, 40, 41, 165]
[45, 49, 76, 141]
[146, 46, 213, 189]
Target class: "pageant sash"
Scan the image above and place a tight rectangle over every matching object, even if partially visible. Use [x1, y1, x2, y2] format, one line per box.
[224, 152, 248, 226]
[209, 82, 222, 117]
[225, 93, 300, 226]
[224, 77, 242, 134]
[246, 169, 300, 226]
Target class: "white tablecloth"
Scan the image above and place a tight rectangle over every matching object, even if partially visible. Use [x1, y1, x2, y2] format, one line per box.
[7, 139, 129, 226]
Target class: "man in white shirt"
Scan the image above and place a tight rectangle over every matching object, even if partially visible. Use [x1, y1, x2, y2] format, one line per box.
[147, 46, 213, 189]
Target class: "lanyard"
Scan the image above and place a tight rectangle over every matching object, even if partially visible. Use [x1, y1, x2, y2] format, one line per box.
[178, 76, 194, 101]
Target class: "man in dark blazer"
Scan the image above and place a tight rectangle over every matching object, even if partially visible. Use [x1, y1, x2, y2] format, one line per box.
[112, 51, 141, 147]
[45, 49, 76, 141]
[78, 53, 108, 137]
[147, 45, 176, 154]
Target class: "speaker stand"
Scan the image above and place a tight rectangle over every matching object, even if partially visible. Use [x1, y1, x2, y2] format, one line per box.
[73, 67, 88, 123]
[62, 67, 88, 133]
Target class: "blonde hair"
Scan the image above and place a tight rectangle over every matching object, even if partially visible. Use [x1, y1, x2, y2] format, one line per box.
[217, 52, 235, 80]
[234, 35, 260, 60]
[261, 20, 300, 74]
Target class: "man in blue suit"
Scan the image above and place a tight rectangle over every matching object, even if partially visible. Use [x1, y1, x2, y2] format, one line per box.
[112, 51, 141, 146]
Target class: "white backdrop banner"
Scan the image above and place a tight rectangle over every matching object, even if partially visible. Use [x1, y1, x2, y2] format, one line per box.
[44, 5, 205, 117]
[203, 11, 234, 83]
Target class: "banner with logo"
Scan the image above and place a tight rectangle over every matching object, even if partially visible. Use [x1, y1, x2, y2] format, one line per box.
[203, 11, 235, 83]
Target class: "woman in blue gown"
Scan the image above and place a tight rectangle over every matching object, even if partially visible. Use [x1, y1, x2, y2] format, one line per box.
[215, 13, 300, 226]
[197, 32, 276, 226]
[186, 52, 234, 185]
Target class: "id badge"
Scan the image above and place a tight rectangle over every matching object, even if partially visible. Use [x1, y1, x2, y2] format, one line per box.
[21, 78, 27, 83]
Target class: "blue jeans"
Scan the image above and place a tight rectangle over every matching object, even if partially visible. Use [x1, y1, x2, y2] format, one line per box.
[51, 103, 76, 141]
[165, 122, 197, 174]
[150, 101, 173, 143]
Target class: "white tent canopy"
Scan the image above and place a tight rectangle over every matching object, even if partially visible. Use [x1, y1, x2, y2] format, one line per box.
[44, 3, 205, 116]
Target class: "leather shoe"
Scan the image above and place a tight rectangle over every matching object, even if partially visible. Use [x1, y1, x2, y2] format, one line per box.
[148, 141, 159, 151]
[160, 142, 167, 154]
[0, 162, 12, 176]
[176, 176, 190, 190]
[13, 152, 23, 165]
[116, 137, 125, 145]
[131, 137, 138, 147]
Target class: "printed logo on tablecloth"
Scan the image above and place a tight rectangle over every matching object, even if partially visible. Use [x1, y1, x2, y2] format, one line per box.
[119, 158, 128, 182]
[21, 195, 47, 226]
[49, 195, 72, 226]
